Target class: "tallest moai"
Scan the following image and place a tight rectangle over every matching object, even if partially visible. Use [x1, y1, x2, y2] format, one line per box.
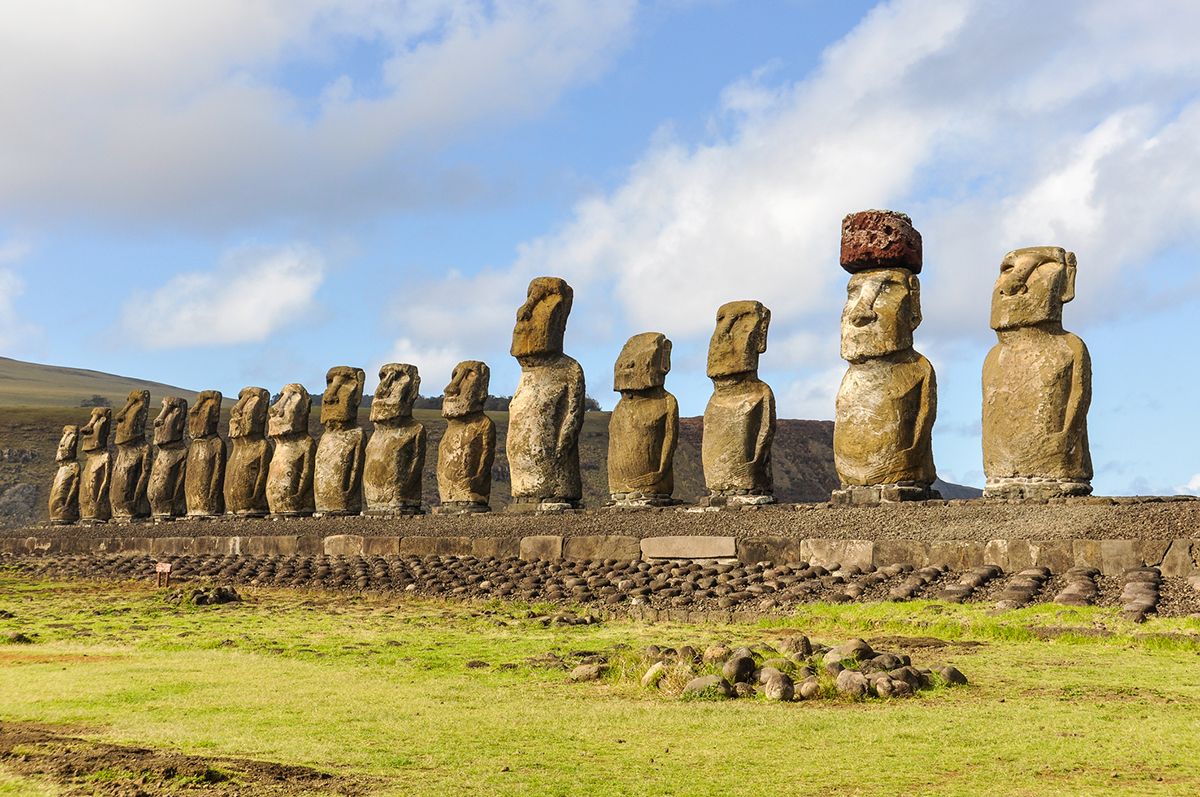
[833, 210, 939, 504]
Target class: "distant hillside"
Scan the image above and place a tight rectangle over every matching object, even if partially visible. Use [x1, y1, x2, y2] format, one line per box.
[0, 357, 212, 408]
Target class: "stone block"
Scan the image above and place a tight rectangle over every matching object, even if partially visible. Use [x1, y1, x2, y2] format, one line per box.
[983, 540, 1009, 570]
[245, 536, 301, 556]
[1159, 540, 1195, 578]
[1070, 539, 1103, 571]
[801, 539, 873, 571]
[149, 537, 190, 556]
[520, 535, 564, 561]
[399, 536, 471, 556]
[323, 534, 364, 556]
[362, 536, 400, 556]
[96, 537, 152, 554]
[472, 537, 520, 560]
[1136, 539, 1171, 567]
[1099, 539, 1139, 576]
[737, 536, 802, 565]
[641, 536, 736, 561]
[564, 535, 640, 562]
[296, 535, 322, 555]
[927, 541, 984, 570]
[874, 539, 929, 568]
[1029, 540, 1073, 574]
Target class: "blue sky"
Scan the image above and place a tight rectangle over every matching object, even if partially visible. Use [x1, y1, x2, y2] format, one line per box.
[2, 0, 1199, 495]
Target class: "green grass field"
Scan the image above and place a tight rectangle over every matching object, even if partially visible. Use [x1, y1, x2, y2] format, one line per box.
[2, 577, 1199, 796]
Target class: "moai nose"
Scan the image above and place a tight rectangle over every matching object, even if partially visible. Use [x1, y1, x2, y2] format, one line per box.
[850, 303, 878, 327]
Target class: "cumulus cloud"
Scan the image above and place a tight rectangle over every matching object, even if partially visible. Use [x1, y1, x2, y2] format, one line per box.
[0, 0, 636, 226]
[121, 244, 325, 348]
[1178, 475, 1200, 496]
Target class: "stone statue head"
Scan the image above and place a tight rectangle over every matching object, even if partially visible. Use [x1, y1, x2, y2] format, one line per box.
[614, 332, 671, 392]
[188, 390, 222, 438]
[511, 276, 573, 362]
[707, 301, 770, 379]
[990, 246, 1077, 332]
[229, 387, 269, 439]
[841, 268, 922, 362]
[370, 363, 420, 422]
[56, 425, 79, 463]
[114, 390, 149, 445]
[443, 360, 490, 419]
[153, 397, 188, 446]
[80, 408, 110, 453]
[320, 366, 365, 425]
[268, 383, 311, 437]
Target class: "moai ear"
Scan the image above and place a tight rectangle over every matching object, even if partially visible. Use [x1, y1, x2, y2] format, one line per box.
[660, 338, 673, 375]
[1061, 251, 1077, 304]
[907, 274, 923, 331]
[412, 368, 421, 396]
[353, 368, 366, 400]
[756, 307, 771, 354]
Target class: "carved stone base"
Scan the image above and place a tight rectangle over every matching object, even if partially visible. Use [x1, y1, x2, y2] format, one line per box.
[505, 497, 583, 514]
[433, 502, 490, 515]
[831, 483, 941, 506]
[607, 493, 679, 509]
[698, 491, 775, 508]
[983, 477, 1092, 501]
[363, 505, 425, 517]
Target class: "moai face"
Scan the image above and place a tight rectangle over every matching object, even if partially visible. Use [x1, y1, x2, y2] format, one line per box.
[840, 268, 922, 362]
[321, 366, 365, 425]
[370, 363, 420, 422]
[153, 397, 188, 446]
[707, 301, 769, 379]
[56, 425, 79, 463]
[188, 390, 222, 438]
[114, 390, 149, 445]
[229, 387, 269, 439]
[268, 383, 311, 437]
[80, 408, 111, 452]
[442, 361, 490, 419]
[990, 246, 1076, 331]
[511, 277, 573, 362]
[614, 332, 671, 392]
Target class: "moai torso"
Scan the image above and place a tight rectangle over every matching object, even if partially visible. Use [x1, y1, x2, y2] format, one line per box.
[79, 408, 112, 522]
[438, 414, 496, 505]
[702, 377, 775, 494]
[267, 384, 315, 517]
[185, 391, 226, 516]
[148, 397, 188, 519]
[225, 387, 272, 517]
[110, 390, 151, 520]
[314, 367, 366, 515]
[608, 332, 678, 504]
[48, 426, 81, 525]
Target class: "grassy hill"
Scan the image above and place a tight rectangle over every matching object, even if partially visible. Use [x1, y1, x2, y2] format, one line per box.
[0, 356, 215, 409]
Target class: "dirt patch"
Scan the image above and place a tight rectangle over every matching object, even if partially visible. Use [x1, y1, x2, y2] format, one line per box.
[0, 721, 369, 796]
[867, 635, 986, 651]
[0, 651, 121, 665]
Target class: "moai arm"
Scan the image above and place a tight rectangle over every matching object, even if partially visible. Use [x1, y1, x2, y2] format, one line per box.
[347, 432, 365, 494]
[906, 359, 937, 456]
[557, 367, 585, 457]
[1061, 336, 1091, 438]
[474, 419, 497, 485]
[209, 441, 226, 504]
[654, 394, 680, 486]
[752, 386, 776, 471]
[409, 425, 428, 490]
[253, 442, 272, 502]
[299, 441, 315, 499]
[135, 446, 152, 506]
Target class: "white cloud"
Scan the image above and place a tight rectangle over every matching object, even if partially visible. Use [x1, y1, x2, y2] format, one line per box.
[0, 0, 637, 226]
[1179, 475, 1200, 496]
[373, 338, 466, 395]
[0, 239, 36, 349]
[121, 244, 325, 348]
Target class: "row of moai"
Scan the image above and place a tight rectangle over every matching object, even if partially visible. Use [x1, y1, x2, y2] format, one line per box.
[47, 209, 1091, 522]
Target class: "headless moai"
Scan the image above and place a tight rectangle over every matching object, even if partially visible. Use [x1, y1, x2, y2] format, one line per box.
[148, 397, 188, 520]
[436, 360, 495, 514]
[185, 390, 226, 517]
[48, 425, 81, 525]
[225, 387, 272, 517]
[983, 246, 1092, 499]
[267, 384, 315, 517]
[364, 363, 426, 516]
[79, 407, 112, 523]
[608, 332, 679, 508]
[110, 389, 151, 521]
[315, 366, 366, 516]
[833, 210, 938, 504]
[506, 277, 585, 511]
[701, 301, 776, 506]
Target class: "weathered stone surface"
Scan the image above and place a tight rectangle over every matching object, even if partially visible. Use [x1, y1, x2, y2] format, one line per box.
[185, 390, 225, 517]
[78, 407, 112, 523]
[507, 277, 585, 507]
[835, 669, 870, 698]
[243, 535, 304, 556]
[361, 536, 400, 556]
[225, 387, 272, 517]
[110, 390, 151, 521]
[1160, 539, 1196, 578]
[48, 425, 81, 525]
[1072, 539, 1103, 571]
[437, 360, 494, 511]
[1030, 539, 1073, 574]
[927, 541, 984, 570]
[520, 534, 564, 561]
[835, 213, 936, 499]
[399, 536, 471, 556]
[874, 539, 929, 568]
[323, 534, 364, 556]
[984, 247, 1092, 499]
[364, 363, 426, 516]
[471, 537, 520, 559]
[148, 397, 188, 520]
[1100, 539, 1139, 576]
[840, 210, 922, 274]
[641, 535, 735, 560]
[682, 675, 733, 699]
[315, 366, 366, 516]
[563, 535, 640, 561]
[737, 536, 801, 565]
[802, 539, 874, 571]
[608, 333, 679, 505]
[702, 301, 775, 502]
[267, 384, 316, 517]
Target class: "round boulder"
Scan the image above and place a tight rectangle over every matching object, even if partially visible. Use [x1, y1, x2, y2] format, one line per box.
[683, 675, 734, 700]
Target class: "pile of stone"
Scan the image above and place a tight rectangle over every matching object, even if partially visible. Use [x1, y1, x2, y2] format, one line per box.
[1120, 567, 1161, 623]
[164, 585, 242, 607]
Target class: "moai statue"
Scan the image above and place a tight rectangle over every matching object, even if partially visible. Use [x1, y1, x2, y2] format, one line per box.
[185, 390, 225, 517]
[833, 210, 938, 504]
[608, 333, 679, 508]
[364, 363, 426, 516]
[506, 277, 585, 511]
[225, 387, 272, 517]
[148, 397, 188, 520]
[436, 360, 496, 514]
[78, 407, 112, 523]
[48, 425, 81, 524]
[267, 384, 316, 517]
[314, 367, 365, 516]
[702, 302, 776, 506]
[983, 246, 1092, 499]
[110, 390, 151, 521]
